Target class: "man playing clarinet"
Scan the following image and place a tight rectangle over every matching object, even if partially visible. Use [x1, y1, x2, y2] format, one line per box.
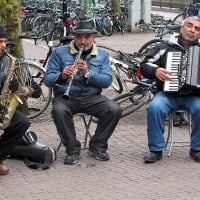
[44, 21, 122, 165]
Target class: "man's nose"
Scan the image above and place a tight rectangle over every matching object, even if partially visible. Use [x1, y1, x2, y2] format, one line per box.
[190, 26, 196, 32]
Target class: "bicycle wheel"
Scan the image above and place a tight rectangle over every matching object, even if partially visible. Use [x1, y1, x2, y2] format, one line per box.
[98, 45, 123, 93]
[32, 15, 48, 29]
[113, 85, 151, 118]
[121, 18, 128, 34]
[138, 39, 165, 56]
[172, 13, 183, 25]
[98, 45, 120, 59]
[102, 16, 113, 36]
[118, 14, 128, 34]
[50, 26, 64, 47]
[15, 61, 52, 119]
[110, 63, 123, 93]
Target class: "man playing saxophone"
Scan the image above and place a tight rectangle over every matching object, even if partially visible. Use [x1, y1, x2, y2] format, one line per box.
[0, 24, 30, 175]
[44, 21, 122, 165]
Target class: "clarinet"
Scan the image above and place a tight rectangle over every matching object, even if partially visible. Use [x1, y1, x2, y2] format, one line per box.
[63, 46, 84, 99]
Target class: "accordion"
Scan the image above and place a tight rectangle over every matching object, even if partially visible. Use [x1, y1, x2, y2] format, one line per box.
[164, 46, 200, 92]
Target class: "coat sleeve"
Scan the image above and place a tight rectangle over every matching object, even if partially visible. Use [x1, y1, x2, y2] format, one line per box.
[86, 51, 112, 88]
[140, 44, 166, 80]
[43, 49, 62, 87]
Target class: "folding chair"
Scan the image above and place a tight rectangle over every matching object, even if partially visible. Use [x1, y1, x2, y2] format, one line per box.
[57, 113, 93, 152]
[165, 110, 192, 157]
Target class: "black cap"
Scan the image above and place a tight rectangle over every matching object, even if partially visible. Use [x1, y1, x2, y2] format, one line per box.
[74, 21, 97, 35]
[0, 25, 8, 38]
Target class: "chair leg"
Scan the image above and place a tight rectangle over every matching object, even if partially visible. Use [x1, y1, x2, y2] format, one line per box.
[82, 115, 92, 149]
[57, 141, 63, 152]
[166, 114, 174, 157]
[57, 114, 93, 151]
[166, 111, 191, 157]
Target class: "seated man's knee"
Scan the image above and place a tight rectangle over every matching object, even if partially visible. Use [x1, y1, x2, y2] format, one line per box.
[110, 101, 123, 117]
[52, 103, 68, 117]
[148, 100, 163, 114]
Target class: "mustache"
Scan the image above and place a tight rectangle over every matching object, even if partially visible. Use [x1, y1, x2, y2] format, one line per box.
[78, 44, 93, 51]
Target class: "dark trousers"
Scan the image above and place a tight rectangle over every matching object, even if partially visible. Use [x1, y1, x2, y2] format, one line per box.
[51, 95, 122, 155]
[0, 111, 30, 160]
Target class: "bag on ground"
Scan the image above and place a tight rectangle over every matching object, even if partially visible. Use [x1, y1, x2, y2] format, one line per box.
[9, 131, 56, 170]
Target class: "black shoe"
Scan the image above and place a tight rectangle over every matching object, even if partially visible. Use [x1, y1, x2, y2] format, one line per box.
[87, 148, 109, 161]
[64, 154, 80, 165]
[189, 149, 200, 162]
[143, 151, 162, 163]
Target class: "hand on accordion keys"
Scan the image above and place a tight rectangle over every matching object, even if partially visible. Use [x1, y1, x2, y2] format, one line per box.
[156, 68, 171, 82]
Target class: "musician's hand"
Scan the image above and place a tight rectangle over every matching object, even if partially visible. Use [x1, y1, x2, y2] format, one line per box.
[9, 77, 19, 92]
[62, 66, 76, 80]
[156, 68, 171, 82]
[75, 59, 88, 75]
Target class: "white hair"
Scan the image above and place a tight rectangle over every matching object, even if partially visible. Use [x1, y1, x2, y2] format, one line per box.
[182, 16, 200, 26]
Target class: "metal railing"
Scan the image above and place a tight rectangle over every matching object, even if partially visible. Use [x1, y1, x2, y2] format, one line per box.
[152, 0, 192, 10]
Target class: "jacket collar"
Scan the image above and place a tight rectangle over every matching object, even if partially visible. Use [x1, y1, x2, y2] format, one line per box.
[69, 40, 98, 56]
[168, 33, 199, 49]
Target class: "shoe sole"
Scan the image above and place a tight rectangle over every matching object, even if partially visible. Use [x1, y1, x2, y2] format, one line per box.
[64, 156, 81, 165]
[87, 150, 109, 161]
[144, 156, 162, 164]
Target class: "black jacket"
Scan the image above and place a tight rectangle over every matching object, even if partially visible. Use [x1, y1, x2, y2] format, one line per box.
[140, 34, 200, 96]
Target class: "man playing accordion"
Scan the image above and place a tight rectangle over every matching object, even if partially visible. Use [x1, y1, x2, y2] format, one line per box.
[140, 16, 200, 163]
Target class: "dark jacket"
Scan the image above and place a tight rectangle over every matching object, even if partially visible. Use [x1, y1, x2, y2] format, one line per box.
[140, 33, 200, 95]
[0, 53, 11, 92]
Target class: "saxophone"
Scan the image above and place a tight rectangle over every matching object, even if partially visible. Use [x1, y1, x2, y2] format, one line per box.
[0, 51, 23, 129]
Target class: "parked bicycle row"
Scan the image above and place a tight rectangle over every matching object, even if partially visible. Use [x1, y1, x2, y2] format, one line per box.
[20, 0, 130, 45]
[21, 0, 199, 45]
[138, 1, 200, 38]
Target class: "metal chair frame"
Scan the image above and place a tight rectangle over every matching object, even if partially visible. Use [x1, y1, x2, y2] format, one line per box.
[165, 110, 192, 157]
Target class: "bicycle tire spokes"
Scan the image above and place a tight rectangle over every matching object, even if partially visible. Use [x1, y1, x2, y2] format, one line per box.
[113, 86, 151, 118]
[15, 62, 52, 119]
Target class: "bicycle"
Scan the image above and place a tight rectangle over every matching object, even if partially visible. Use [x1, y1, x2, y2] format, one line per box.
[105, 2, 128, 35]
[98, 40, 160, 94]
[20, 7, 63, 45]
[85, 7, 113, 36]
[172, 2, 200, 25]
[137, 22, 180, 39]
[111, 52, 156, 118]
[96, 43, 154, 117]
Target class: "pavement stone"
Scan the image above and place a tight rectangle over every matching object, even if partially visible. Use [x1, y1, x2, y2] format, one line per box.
[1, 9, 200, 200]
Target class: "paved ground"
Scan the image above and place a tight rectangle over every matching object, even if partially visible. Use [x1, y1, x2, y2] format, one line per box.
[1, 9, 200, 200]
